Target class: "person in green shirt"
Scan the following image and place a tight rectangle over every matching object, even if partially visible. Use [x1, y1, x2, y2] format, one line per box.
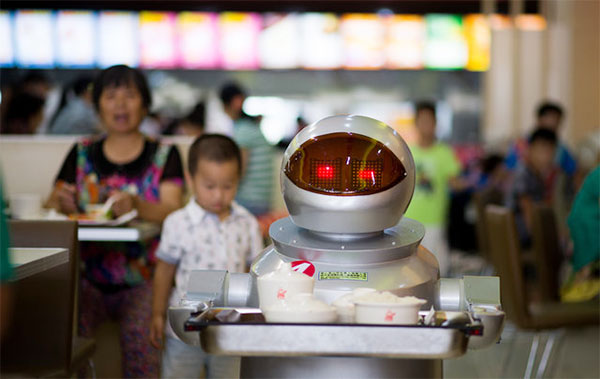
[404, 101, 465, 276]
[0, 178, 14, 338]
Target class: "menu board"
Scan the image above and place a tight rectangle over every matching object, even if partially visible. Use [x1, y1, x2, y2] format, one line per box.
[218, 12, 261, 70]
[98, 11, 139, 67]
[300, 13, 343, 69]
[464, 15, 490, 71]
[139, 12, 177, 68]
[177, 12, 218, 69]
[386, 15, 425, 69]
[0, 11, 14, 66]
[259, 13, 300, 69]
[340, 14, 386, 69]
[56, 11, 96, 67]
[14, 10, 54, 68]
[424, 15, 468, 69]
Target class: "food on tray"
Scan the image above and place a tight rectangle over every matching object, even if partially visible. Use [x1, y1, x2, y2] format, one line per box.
[353, 291, 426, 325]
[263, 293, 337, 323]
[257, 262, 315, 310]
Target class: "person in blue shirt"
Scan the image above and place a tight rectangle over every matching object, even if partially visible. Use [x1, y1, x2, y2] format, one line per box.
[505, 101, 577, 176]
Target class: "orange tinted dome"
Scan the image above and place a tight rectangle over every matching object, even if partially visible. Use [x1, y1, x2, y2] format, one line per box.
[284, 132, 407, 196]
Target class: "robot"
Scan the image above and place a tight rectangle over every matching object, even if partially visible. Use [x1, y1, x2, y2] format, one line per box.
[170, 115, 504, 378]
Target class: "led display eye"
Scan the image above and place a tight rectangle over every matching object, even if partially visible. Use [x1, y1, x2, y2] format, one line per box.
[285, 132, 407, 196]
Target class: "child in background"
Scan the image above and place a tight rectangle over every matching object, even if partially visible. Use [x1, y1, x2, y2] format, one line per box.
[506, 128, 558, 247]
[150, 134, 263, 378]
[403, 101, 465, 276]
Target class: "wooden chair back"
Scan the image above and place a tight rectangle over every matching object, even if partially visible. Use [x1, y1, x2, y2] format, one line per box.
[484, 205, 532, 328]
[531, 204, 562, 301]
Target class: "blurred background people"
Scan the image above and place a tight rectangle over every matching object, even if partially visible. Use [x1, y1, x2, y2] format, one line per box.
[163, 102, 205, 137]
[506, 101, 577, 178]
[48, 75, 101, 135]
[505, 128, 558, 247]
[404, 101, 465, 276]
[1, 92, 45, 134]
[45, 64, 184, 377]
[220, 82, 275, 217]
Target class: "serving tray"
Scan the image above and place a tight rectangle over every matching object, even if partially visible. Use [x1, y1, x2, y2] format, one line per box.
[184, 308, 482, 359]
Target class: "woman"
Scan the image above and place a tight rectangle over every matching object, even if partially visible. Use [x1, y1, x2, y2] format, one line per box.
[46, 65, 183, 377]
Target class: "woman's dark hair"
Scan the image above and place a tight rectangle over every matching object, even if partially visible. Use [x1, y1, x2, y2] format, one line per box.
[528, 128, 558, 146]
[188, 134, 241, 176]
[92, 65, 151, 111]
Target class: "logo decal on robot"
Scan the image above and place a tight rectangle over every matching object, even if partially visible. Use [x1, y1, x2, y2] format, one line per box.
[291, 260, 316, 277]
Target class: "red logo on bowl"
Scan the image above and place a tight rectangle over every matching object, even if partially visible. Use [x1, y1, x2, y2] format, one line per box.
[385, 310, 396, 322]
[291, 260, 315, 277]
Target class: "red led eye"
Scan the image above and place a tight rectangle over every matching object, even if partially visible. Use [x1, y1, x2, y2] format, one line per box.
[358, 169, 376, 181]
[316, 165, 335, 179]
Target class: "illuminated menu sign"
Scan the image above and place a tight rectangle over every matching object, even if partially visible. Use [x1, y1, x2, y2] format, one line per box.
[56, 11, 96, 67]
[386, 15, 425, 69]
[219, 12, 261, 70]
[14, 10, 54, 68]
[464, 14, 490, 71]
[1, 9, 499, 71]
[0, 12, 14, 66]
[259, 13, 301, 69]
[177, 12, 219, 69]
[98, 11, 139, 67]
[341, 14, 386, 69]
[300, 13, 343, 69]
[139, 11, 177, 68]
[424, 15, 468, 69]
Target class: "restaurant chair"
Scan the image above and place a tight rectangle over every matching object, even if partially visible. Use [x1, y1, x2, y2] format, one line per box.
[484, 205, 599, 378]
[530, 204, 563, 302]
[2, 220, 96, 377]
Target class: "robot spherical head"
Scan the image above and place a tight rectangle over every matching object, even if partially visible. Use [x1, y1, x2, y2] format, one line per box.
[281, 115, 416, 234]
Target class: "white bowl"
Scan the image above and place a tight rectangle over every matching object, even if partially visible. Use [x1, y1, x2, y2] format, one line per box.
[263, 293, 337, 323]
[332, 287, 377, 323]
[353, 292, 426, 325]
[257, 262, 315, 310]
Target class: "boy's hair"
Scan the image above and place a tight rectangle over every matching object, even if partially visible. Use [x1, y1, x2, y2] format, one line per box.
[92, 65, 152, 111]
[528, 128, 558, 146]
[481, 154, 505, 175]
[188, 134, 241, 175]
[414, 101, 437, 119]
[219, 82, 246, 106]
[536, 101, 564, 118]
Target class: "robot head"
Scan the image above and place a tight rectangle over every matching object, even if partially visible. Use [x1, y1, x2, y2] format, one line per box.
[281, 115, 415, 234]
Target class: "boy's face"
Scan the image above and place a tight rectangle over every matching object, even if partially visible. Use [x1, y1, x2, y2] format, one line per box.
[529, 140, 556, 174]
[189, 159, 239, 220]
[538, 111, 562, 132]
[415, 110, 436, 142]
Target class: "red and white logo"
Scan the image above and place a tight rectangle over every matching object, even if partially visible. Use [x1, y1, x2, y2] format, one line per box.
[291, 260, 316, 277]
[384, 310, 396, 322]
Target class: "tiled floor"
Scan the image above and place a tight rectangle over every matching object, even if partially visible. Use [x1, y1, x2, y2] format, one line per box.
[445, 322, 600, 378]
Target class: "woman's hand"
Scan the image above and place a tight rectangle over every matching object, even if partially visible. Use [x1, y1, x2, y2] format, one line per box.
[110, 191, 135, 217]
[149, 314, 165, 349]
[55, 182, 78, 215]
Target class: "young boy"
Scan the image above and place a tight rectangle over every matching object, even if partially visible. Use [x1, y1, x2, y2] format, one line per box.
[506, 128, 558, 247]
[150, 134, 263, 378]
[403, 101, 464, 276]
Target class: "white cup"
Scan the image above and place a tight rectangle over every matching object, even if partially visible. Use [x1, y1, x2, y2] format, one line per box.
[257, 262, 315, 310]
[10, 193, 42, 219]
